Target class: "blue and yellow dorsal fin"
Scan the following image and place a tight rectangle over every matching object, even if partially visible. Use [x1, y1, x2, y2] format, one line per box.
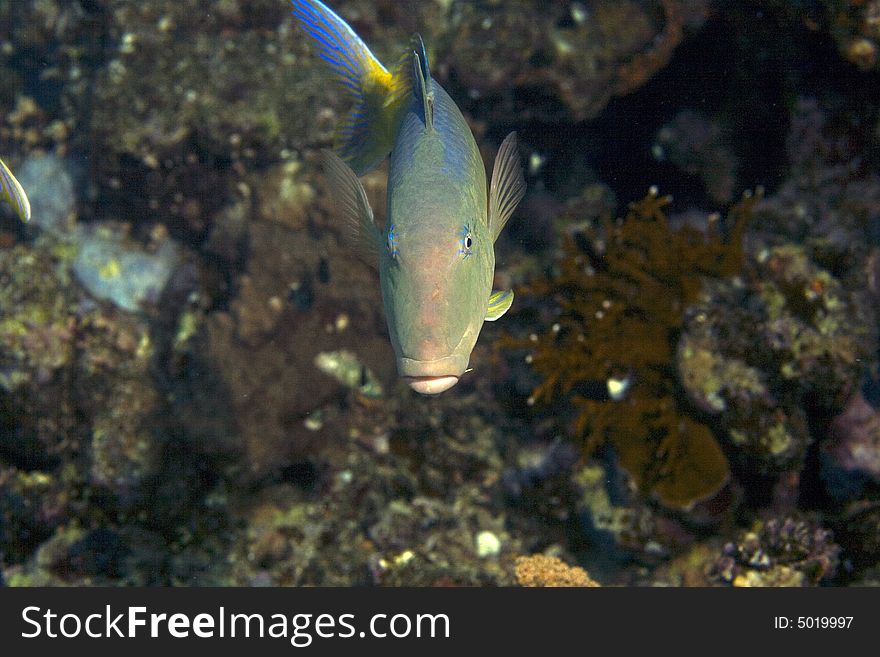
[411, 34, 433, 130]
[291, 0, 410, 176]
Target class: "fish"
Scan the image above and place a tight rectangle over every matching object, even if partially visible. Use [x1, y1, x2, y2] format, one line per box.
[291, 0, 526, 394]
[0, 157, 30, 222]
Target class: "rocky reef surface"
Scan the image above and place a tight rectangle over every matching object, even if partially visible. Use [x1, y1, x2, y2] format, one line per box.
[1, 0, 880, 586]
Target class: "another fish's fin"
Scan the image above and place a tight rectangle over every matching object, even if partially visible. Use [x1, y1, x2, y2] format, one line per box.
[411, 33, 433, 130]
[485, 288, 514, 321]
[321, 149, 381, 268]
[0, 157, 30, 222]
[291, 0, 410, 175]
[488, 132, 526, 241]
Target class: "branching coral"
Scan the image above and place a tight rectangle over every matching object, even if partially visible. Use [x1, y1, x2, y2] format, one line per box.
[508, 189, 758, 510]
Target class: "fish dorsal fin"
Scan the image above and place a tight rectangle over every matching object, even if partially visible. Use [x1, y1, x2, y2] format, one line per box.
[320, 150, 381, 268]
[0, 157, 30, 222]
[485, 289, 514, 321]
[488, 132, 526, 242]
[411, 34, 434, 130]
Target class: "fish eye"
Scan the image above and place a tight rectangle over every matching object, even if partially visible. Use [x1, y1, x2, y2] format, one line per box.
[459, 224, 474, 258]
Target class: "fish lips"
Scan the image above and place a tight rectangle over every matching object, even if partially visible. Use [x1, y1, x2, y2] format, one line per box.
[398, 354, 469, 395]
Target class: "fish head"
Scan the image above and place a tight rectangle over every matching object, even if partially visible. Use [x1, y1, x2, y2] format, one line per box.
[380, 215, 494, 394]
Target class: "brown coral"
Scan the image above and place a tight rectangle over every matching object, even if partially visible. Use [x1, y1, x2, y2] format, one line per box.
[508, 189, 758, 510]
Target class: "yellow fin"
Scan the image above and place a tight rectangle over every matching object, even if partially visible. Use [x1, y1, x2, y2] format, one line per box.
[0, 157, 30, 222]
[486, 289, 514, 321]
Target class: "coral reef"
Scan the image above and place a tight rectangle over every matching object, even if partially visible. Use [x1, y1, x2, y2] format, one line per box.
[2, 0, 880, 590]
[822, 391, 880, 499]
[0, 240, 169, 570]
[220, 390, 527, 586]
[196, 205, 395, 476]
[711, 515, 841, 586]
[1, 0, 701, 247]
[678, 243, 871, 474]
[446, 0, 701, 123]
[678, 98, 879, 488]
[507, 188, 754, 510]
[834, 501, 880, 576]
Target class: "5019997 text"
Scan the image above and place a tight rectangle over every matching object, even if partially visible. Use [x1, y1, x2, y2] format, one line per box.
[773, 616, 853, 629]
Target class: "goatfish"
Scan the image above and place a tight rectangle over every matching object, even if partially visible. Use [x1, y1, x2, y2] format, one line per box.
[0, 157, 30, 222]
[291, 0, 526, 394]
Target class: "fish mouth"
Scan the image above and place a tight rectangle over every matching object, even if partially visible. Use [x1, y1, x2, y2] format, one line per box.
[404, 375, 460, 395]
[398, 354, 468, 395]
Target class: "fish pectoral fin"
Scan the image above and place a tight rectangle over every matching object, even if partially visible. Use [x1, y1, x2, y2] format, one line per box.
[411, 33, 434, 130]
[0, 157, 30, 223]
[485, 288, 514, 321]
[488, 132, 526, 242]
[320, 150, 381, 268]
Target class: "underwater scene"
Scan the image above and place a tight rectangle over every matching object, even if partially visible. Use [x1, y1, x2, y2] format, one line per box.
[1, 0, 880, 588]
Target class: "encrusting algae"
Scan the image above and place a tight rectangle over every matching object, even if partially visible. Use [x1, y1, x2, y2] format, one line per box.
[514, 554, 600, 587]
[506, 187, 759, 510]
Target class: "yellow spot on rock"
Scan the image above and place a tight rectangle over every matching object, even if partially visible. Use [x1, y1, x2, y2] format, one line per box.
[99, 258, 122, 279]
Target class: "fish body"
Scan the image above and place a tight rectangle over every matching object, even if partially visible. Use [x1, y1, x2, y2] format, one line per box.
[0, 157, 30, 222]
[292, 0, 524, 394]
